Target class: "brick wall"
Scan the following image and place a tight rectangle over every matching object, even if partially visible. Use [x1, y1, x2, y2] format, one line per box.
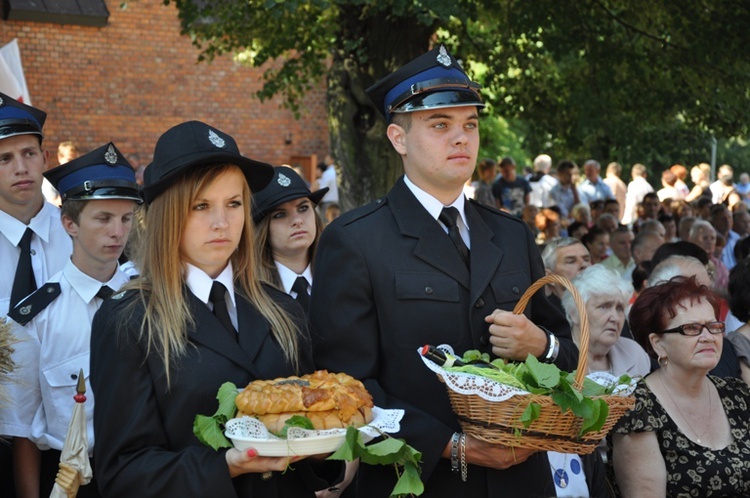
[0, 0, 330, 176]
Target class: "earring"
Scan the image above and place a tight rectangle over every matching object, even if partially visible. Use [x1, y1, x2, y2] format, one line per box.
[658, 355, 668, 368]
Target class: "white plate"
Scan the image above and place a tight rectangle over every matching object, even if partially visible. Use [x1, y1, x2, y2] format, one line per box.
[225, 407, 404, 457]
[228, 430, 374, 457]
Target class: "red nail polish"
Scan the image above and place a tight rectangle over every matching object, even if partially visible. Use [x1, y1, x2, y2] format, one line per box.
[246, 448, 258, 458]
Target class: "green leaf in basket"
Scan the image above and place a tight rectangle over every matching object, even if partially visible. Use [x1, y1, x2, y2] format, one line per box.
[524, 354, 560, 389]
[550, 381, 584, 415]
[328, 425, 364, 461]
[520, 402, 541, 428]
[580, 398, 610, 436]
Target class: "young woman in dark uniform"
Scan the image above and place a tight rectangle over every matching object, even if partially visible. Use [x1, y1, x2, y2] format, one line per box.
[90, 121, 341, 498]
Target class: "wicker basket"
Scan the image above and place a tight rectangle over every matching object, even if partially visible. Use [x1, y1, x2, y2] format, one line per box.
[440, 274, 635, 454]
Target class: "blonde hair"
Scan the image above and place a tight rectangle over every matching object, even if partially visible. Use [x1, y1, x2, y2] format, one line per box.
[254, 205, 324, 289]
[126, 164, 301, 384]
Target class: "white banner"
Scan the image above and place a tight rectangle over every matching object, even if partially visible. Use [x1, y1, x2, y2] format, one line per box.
[0, 39, 31, 104]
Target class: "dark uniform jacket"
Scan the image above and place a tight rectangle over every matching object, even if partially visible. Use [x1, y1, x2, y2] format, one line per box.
[310, 178, 603, 497]
[90, 284, 335, 497]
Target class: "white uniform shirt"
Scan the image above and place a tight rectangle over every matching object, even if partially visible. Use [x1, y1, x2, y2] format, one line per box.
[185, 262, 238, 332]
[0, 259, 129, 451]
[275, 262, 313, 298]
[318, 165, 339, 203]
[0, 202, 72, 308]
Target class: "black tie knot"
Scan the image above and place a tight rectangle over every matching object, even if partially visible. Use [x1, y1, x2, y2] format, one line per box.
[291, 276, 311, 312]
[19, 228, 34, 253]
[291, 276, 309, 296]
[97, 285, 115, 300]
[439, 207, 460, 229]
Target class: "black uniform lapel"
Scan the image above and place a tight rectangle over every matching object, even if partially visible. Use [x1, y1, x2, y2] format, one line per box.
[389, 179, 470, 288]
[464, 201, 504, 304]
[186, 291, 263, 378]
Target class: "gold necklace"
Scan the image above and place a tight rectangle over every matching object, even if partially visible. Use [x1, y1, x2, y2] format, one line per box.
[659, 375, 712, 444]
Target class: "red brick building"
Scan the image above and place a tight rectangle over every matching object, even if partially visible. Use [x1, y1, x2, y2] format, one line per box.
[0, 0, 330, 178]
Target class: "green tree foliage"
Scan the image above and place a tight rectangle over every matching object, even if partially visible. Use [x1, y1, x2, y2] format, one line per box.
[165, 0, 749, 206]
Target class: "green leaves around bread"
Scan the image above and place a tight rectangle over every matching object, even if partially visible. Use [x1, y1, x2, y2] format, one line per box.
[329, 426, 423, 497]
[193, 381, 239, 450]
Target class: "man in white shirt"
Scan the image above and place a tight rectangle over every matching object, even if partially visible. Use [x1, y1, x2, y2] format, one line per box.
[316, 154, 339, 216]
[0, 92, 73, 496]
[577, 159, 613, 205]
[5, 143, 141, 497]
[622, 163, 654, 226]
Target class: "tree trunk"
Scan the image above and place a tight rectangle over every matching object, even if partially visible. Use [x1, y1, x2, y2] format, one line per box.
[327, 7, 436, 211]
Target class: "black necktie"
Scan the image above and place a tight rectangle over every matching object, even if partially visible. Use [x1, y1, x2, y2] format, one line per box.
[291, 276, 310, 312]
[97, 285, 115, 300]
[10, 228, 37, 310]
[439, 207, 470, 267]
[209, 281, 237, 339]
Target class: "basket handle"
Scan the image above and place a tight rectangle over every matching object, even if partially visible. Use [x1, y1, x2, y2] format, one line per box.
[511, 274, 589, 390]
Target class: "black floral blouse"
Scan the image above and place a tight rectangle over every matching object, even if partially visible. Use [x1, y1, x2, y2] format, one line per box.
[613, 375, 750, 497]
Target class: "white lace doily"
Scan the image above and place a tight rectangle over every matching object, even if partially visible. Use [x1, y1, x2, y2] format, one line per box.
[225, 406, 403, 441]
[418, 344, 637, 402]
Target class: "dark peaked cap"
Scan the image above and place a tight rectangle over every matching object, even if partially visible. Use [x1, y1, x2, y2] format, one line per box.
[0, 91, 47, 140]
[142, 120, 274, 204]
[366, 44, 484, 123]
[44, 142, 141, 203]
[252, 166, 328, 224]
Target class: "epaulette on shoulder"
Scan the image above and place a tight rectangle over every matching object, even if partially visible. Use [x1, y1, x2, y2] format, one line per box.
[468, 198, 526, 226]
[336, 196, 388, 226]
[8, 282, 61, 325]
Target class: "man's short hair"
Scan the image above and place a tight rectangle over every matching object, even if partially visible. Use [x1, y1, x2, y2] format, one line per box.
[556, 160, 577, 173]
[541, 237, 585, 271]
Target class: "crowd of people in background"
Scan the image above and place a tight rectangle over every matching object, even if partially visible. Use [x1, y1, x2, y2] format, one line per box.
[3, 40, 750, 498]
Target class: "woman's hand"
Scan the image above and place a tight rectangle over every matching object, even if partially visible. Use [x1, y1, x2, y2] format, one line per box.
[225, 447, 304, 478]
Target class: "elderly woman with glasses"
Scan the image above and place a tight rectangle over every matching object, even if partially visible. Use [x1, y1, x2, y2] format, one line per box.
[611, 276, 750, 497]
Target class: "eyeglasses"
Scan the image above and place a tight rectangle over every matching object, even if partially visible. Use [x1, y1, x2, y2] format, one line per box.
[662, 321, 725, 336]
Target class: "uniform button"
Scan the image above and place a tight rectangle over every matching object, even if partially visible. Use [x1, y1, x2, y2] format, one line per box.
[474, 298, 485, 308]
[376, 198, 383, 204]
[70, 373, 77, 380]
[512, 286, 520, 294]
[479, 335, 489, 346]
[30, 250, 36, 256]
[425, 286, 434, 295]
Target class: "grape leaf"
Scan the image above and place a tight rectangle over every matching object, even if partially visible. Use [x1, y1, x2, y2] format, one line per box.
[192, 382, 238, 450]
[276, 415, 315, 438]
[524, 354, 561, 389]
[193, 414, 232, 450]
[392, 460, 425, 497]
[520, 402, 541, 428]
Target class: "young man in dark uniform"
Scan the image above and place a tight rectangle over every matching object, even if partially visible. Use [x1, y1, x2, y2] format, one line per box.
[310, 46, 602, 497]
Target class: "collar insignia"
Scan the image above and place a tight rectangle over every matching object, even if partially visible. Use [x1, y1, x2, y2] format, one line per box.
[208, 129, 226, 148]
[112, 291, 126, 300]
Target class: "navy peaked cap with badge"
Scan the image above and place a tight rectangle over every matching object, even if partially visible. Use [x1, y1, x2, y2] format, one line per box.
[0, 91, 47, 140]
[44, 142, 141, 203]
[142, 120, 274, 204]
[366, 44, 485, 123]
[252, 166, 329, 224]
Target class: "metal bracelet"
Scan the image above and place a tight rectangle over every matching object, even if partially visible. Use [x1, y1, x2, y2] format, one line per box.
[450, 432, 461, 473]
[459, 433, 468, 482]
[544, 332, 557, 362]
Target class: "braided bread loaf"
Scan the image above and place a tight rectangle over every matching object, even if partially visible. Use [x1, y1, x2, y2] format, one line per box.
[235, 370, 374, 433]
